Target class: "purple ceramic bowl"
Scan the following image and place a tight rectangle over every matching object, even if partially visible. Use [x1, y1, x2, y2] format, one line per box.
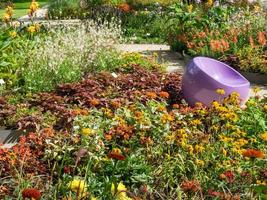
[182, 57, 250, 106]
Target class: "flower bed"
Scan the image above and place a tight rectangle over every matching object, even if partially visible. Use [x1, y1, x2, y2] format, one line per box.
[1, 65, 267, 199]
[168, 2, 267, 74]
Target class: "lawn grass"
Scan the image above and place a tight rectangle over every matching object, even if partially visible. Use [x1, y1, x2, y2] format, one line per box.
[0, 0, 48, 19]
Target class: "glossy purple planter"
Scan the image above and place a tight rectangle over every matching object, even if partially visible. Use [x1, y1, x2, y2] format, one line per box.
[182, 57, 250, 106]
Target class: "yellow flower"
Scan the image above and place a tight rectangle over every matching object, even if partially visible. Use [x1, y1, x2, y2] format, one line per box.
[187, 4, 193, 13]
[9, 31, 17, 38]
[194, 144, 204, 153]
[91, 196, 97, 200]
[69, 179, 87, 197]
[27, 25, 36, 34]
[82, 128, 92, 136]
[161, 113, 174, 123]
[252, 86, 261, 94]
[206, 0, 213, 7]
[34, 23, 41, 32]
[216, 88, 225, 95]
[212, 101, 220, 108]
[221, 148, 227, 156]
[195, 159, 205, 167]
[28, 0, 39, 16]
[260, 132, 267, 141]
[254, 5, 261, 12]
[264, 105, 267, 112]
[5, 6, 14, 17]
[111, 182, 132, 200]
[257, 180, 267, 185]
[192, 119, 201, 126]
[2, 14, 11, 23]
[187, 145, 194, 155]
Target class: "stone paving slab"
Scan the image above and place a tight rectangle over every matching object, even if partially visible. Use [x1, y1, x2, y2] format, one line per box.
[116, 44, 267, 98]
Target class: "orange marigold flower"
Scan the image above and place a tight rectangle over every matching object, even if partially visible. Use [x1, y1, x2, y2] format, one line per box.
[257, 31, 266, 46]
[210, 40, 221, 52]
[159, 91, 169, 99]
[232, 36, 238, 44]
[90, 98, 100, 106]
[243, 149, 265, 159]
[180, 180, 201, 192]
[22, 188, 41, 200]
[108, 148, 125, 161]
[221, 39, 229, 51]
[172, 104, 179, 109]
[111, 100, 121, 108]
[105, 134, 112, 141]
[249, 36, 255, 48]
[146, 92, 157, 99]
[117, 3, 132, 12]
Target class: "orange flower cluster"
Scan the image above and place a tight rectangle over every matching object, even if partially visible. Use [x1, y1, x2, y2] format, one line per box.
[257, 31, 266, 46]
[146, 92, 157, 99]
[89, 98, 100, 107]
[108, 148, 125, 160]
[105, 124, 134, 140]
[210, 39, 229, 52]
[159, 91, 169, 99]
[243, 149, 265, 159]
[117, 3, 132, 13]
[180, 180, 201, 192]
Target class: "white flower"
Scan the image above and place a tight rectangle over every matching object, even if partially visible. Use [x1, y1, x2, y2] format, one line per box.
[0, 79, 5, 85]
[111, 72, 118, 78]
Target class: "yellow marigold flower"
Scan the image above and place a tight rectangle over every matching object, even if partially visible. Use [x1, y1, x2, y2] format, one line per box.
[212, 101, 220, 108]
[216, 88, 225, 95]
[2, 13, 11, 23]
[28, 0, 39, 16]
[34, 23, 41, 32]
[194, 144, 205, 153]
[252, 86, 261, 94]
[187, 4, 193, 13]
[5, 6, 14, 17]
[206, 0, 213, 7]
[195, 159, 205, 167]
[82, 128, 92, 136]
[221, 148, 227, 156]
[192, 119, 202, 126]
[111, 182, 132, 200]
[260, 132, 267, 141]
[9, 31, 17, 38]
[69, 179, 87, 197]
[264, 105, 267, 112]
[161, 113, 174, 123]
[187, 145, 194, 155]
[257, 180, 267, 185]
[27, 25, 36, 34]
[254, 5, 261, 12]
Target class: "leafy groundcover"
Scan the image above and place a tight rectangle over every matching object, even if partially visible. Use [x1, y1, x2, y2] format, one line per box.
[0, 66, 267, 199]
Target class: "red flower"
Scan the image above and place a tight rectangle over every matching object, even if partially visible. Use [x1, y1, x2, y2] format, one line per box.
[223, 171, 235, 183]
[208, 189, 223, 197]
[22, 188, 41, 200]
[243, 149, 265, 159]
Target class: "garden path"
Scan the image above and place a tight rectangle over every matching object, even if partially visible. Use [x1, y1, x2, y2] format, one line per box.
[18, 5, 48, 21]
[116, 44, 267, 98]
